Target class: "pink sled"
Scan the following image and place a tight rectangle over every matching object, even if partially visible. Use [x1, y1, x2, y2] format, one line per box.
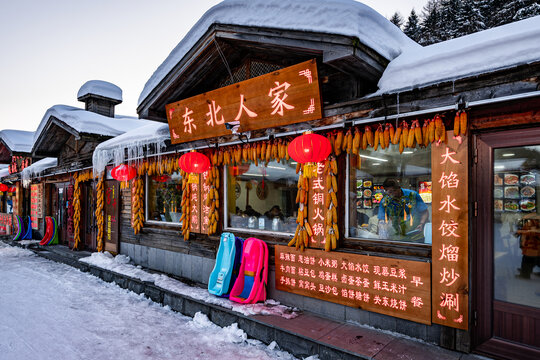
[229, 238, 268, 304]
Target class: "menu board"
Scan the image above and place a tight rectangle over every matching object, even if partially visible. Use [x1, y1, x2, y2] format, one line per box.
[275, 245, 432, 324]
[431, 131, 468, 330]
[30, 184, 44, 229]
[493, 172, 536, 213]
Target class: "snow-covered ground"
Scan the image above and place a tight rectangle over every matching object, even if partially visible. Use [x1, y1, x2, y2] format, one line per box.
[0, 242, 315, 360]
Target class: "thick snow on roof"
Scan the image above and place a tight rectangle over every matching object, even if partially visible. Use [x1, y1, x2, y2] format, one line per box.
[33, 105, 147, 146]
[377, 16, 540, 95]
[77, 80, 123, 102]
[0, 167, 9, 180]
[138, 0, 418, 106]
[0, 130, 34, 153]
[21, 157, 57, 188]
[93, 121, 169, 175]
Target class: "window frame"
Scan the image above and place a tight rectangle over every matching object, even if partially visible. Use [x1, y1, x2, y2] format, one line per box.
[144, 173, 183, 227]
[344, 153, 433, 249]
[222, 162, 296, 238]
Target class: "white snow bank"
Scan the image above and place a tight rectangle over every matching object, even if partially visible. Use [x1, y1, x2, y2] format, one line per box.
[92, 121, 168, 176]
[0, 241, 34, 257]
[138, 0, 418, 106]
[377, 15, 540, 94]
[21, 157, 57, 188]
[77, 80, 123, 102]
[80, 252, 300, 319]
[0, 130, 34, 153]
[33, 105, 147, 146]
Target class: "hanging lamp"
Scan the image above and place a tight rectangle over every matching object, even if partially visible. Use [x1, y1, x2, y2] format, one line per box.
[178, 150, 211, 183]
[111, 164, 136, 182]
[288, 131, 331, 177]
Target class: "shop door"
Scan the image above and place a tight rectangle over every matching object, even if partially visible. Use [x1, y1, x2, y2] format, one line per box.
[82, 183, 97, 251]
[473, 127, 540, 359]
[51, 183, 68, 245]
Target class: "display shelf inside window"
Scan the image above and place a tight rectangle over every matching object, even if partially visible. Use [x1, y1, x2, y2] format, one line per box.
[146, 172, 183, 224]
[225, 159, 299, 234]
[348, 145, 432, 245]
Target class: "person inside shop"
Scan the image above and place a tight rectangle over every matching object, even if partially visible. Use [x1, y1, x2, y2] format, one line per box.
[516, 212, 540, 279]
[244, 205, 261, 217]
[264, 205, 284, 221]
[378, 178, 429, 242]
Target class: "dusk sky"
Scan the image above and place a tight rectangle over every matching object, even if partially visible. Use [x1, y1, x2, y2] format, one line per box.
[0, 0, 427, 132]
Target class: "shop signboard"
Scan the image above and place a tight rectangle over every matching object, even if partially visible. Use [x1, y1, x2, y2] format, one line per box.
[30, 183, 43, 229]
[166, 59, 321, 144]
[189, 182, 201, 234]
[307, 162, 327, 249]
[431, 132, 468, 330]
[275, 245, 432, 324]
[104, 181, 119, 253]
[0, 213, 12, 235]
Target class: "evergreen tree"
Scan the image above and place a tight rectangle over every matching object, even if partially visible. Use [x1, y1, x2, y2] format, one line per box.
[438, 0, 462, 40]
[512, 0, 540, 21]
[390, 11, 404, 29]
[419, 0, 443, 45]
[455, 0, 486, 36]
[403, 9, 422, 42]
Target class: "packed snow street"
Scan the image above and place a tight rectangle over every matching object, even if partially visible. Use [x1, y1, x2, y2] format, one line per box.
[0, 243, 305, 360]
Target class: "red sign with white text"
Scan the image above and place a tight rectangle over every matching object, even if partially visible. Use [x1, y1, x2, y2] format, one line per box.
[275, 245, 431, 324]
[431, 132, 468, 329]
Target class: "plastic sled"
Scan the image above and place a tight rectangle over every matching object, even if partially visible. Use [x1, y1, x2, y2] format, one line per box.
[229, 238, 268, 304]
[46, 217, 59, 245]
[22, 216, 32, 240]
[226, 236, 244, 297]
[39, 217, 54, 245]
[12, 215, 23, 241]
[208, 233, 237, 296]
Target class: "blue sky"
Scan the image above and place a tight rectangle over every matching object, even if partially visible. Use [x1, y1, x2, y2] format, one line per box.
[0, 0, 427, 132]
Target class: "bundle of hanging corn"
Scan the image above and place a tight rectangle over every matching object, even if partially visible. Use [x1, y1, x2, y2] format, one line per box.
[288, 167, 310, 250]
[206, 152, 220, 235]
[95, 175, 104, 252]
[179, 170, 191, 241]
[324, 157, 339, 251]
[73, 173, 81, 249]
[131, 176, 144, 234]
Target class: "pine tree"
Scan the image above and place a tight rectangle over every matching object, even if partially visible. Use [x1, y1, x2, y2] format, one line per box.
[512, 0, 540, 21]
[403, 9, 422, 42]
[455, 0, 486, 37]
[390, 11, 404, 29]
[438, 0, 462, 40]
[419, 0, 443, 45]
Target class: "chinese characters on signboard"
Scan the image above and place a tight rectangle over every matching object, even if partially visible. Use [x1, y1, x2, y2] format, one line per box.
[165, 60, 321, 144]
[30, 184, 43, 229]
[104, 181, 119, 253]
[308, 162, 327, 249]
[431, 131, 468, 330]
[275, 245, 432, 324]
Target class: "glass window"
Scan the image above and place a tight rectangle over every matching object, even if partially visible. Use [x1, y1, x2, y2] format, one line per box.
[348, 145, 432, 244]
[493, 145, 539, 308]
[225, 159, 299, 234]
[146, 172, 183, 224]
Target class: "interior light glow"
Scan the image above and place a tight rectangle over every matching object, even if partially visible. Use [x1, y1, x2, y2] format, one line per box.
[359, 154, 388, 162]
[267, 166, 286, 170]
[502, 153, 515, 157]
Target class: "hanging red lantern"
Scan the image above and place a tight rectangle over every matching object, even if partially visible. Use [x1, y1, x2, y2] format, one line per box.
[0, 184, 8, 192]
[288, 131, 331, 177]
[152, 175, 171, 183]
[229, 164, 250, 177]
[178, 151, 211, 183]
[111, 164, 136, 182]
[8, 186, 16, 193]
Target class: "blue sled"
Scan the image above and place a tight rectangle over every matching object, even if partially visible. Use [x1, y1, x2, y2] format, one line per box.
[208, 233, 243, 297]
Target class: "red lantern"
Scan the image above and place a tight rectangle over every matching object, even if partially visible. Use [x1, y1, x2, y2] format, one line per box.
[152, 175, 170, 183]
[288, 132, 331, 177]
[8, 186, 16, 193]
[178, 151, 211, 183]
[111, 164, 136, 182]
[0, 184, 8, 192]
[229, 164, 250, 177]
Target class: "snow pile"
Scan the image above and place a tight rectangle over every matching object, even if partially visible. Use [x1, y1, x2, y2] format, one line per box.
[0, 129, 34, 153]
[77, 80, 123, 102]
[21, 157, 57, 188]
[0, 241, 34, 257]
[18, 240, 41, 246]
[377, 15, 540, 94]
[80, 252, 300, 319]
[92, 121, 168, 176]
[139, 0, 418, 106]
[33, 105, 147, 147]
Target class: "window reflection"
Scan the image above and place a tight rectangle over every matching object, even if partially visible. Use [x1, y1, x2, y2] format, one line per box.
[349, 145, 432, 244]
[146, 172, 183, 224]
[226, 160, 298, 233]
[493, 145, 540, 308]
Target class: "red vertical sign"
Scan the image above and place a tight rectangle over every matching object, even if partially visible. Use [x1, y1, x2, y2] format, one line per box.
[431, 132, 468, 329]
[189, 182, 201, 234]
[308, 162, 327, 249]
[200, 171, 211, 234]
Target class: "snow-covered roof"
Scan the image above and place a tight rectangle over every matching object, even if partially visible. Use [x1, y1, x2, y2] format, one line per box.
[0, 130, 34, 153]
[77, 80, 123, 102]
[21, 157, 57, 188]
[376, 15, 540, 95]
[92, 121, 169, 175]
[138, 0, 418, 106]
[33, 105, 147, 146]
[0, 166, 9, 180]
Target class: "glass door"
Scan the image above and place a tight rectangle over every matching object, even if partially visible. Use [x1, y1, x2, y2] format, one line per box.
[474, 128, 540, 359]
